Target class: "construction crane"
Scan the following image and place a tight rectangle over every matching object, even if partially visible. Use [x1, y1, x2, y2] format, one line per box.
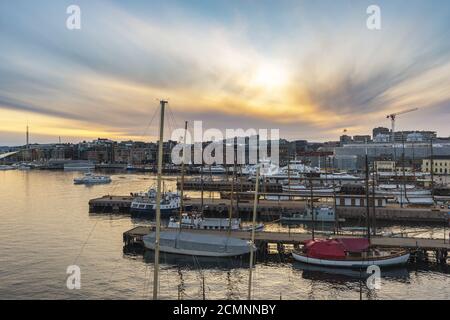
[386, 108, 418, 143]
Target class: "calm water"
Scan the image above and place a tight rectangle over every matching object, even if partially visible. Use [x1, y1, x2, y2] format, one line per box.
[0, 170, 448, 300]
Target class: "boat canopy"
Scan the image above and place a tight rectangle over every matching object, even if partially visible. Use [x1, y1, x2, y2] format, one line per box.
[302, 238, 370, 260]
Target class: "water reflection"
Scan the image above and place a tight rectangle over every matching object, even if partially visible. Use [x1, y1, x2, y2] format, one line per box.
[292, 262, 410, 283]
[141, 250, 250, 270]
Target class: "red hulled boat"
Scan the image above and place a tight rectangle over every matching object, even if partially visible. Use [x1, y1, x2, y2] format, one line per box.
[292, 238, 410, 268]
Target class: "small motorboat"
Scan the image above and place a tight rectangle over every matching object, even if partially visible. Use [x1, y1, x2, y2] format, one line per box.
[73, 172, 112, 185]
[292, 238, 410, 268]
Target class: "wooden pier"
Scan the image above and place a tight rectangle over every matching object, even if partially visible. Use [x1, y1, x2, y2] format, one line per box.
[123, 226, 449, 264]
[177, 179, 282, 192]
[89, 196, 450, 223]
[89, 195, 134, 213]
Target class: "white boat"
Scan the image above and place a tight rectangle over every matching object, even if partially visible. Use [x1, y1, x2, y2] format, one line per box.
[168, 213, 264, 231]
[143, 231, 255, 257]
[320, 173, 360, 180]
[375, 185, 433, 205]
[282, 184, 340, 194]
[73, 172, 112, 184]
[292, 238, 410, 268]
[281, 160, 319, 174]
[376, 186, 431, 196]
[397, 197, 434, 205]
[199, 165, 227, 174]
[246, 159, 280, 178]
[130, 188, 180, 216]
[0, 165, 15, 171]
[281, 206, 344, 223]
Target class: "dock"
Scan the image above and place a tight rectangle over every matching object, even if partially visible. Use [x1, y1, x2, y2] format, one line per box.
[90, 195, 450, 223]
[177, 179, 282, 192]
[123, 226, 449, 264]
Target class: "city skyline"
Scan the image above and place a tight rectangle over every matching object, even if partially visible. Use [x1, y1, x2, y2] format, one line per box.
[1, 0, 450, 145]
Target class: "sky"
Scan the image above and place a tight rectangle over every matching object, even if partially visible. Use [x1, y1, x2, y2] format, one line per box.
[1, 0, 450, 145]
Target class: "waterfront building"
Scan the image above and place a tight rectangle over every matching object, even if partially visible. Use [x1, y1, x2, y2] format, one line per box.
[422, 156, 450, 175]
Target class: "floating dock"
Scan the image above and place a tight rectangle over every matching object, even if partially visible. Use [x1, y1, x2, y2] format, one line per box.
[89, 195, 450, 223]
[177, 179, 282, 192]
[123, 226, 449, 264]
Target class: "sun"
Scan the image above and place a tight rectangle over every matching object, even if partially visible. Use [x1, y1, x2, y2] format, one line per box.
[252, 63, 289, 89]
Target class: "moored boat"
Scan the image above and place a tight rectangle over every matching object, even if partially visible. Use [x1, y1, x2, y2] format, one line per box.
[73, 172, 112, 184]
[281, 206, 344, 223]
[282, 184, 340, 194]
[292, 238, 410, 268]
[168, 212, 264, 231]
[143, 231, 255, 257]
[0, 165, 15, 171]
[130, 188, 180, 216]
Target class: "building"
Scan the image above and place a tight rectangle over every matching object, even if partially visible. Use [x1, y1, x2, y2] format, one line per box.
[339, 135, 352, 146]
[393, 131, 436, 143]
[373, 127, 390, 139]
[334, 139, 450, 170]
[422, 156, 450, 175]
[353, 135, 372, 143]
[373, 134, 390, 143]
[375, 160, 414, 175]
[332, 155, 358, 172]
[375, 160, 396, 174]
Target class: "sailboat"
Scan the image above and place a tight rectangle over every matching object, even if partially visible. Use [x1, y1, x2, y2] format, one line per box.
[292, 153, 410, 268]
[143, 105, 254, 259]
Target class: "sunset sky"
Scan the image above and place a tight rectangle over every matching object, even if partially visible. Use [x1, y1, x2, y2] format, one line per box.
[1, 0, 450, 145]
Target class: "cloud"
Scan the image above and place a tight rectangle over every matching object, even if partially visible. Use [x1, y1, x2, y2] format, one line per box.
[0, 0, 449, 145]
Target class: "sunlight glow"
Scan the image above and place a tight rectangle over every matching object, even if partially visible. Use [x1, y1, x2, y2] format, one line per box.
[251, 63, 289, 90]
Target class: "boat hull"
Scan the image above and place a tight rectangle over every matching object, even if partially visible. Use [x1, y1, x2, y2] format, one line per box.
[144, 242, 252, 257]
[292, 251, 410, 268]
[143, 232, 255, 257]
[130, 207, 178, 217]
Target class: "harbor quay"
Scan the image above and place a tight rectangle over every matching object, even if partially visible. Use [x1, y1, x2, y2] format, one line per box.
[89, 195, 450, 223]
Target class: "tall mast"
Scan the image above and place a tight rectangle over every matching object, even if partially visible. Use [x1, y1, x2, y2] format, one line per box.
[401, 133, 407, 208]
[179, 121, 188, 230]
[228, 150, 236, 234]
[26, 124, 29, 149]
[309, 176, 315, 240]
[153, 99, 167, 300]
[331, 157, 338, 234]
[200, 155, 204, 214]
[365, 153, 371, 242]
[430, 137, 434, 202]
[248, 166, 260, 300]
[371, 160, 377, 236]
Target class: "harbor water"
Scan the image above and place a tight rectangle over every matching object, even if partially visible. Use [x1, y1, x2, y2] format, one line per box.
[0, 170, 448, 300]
